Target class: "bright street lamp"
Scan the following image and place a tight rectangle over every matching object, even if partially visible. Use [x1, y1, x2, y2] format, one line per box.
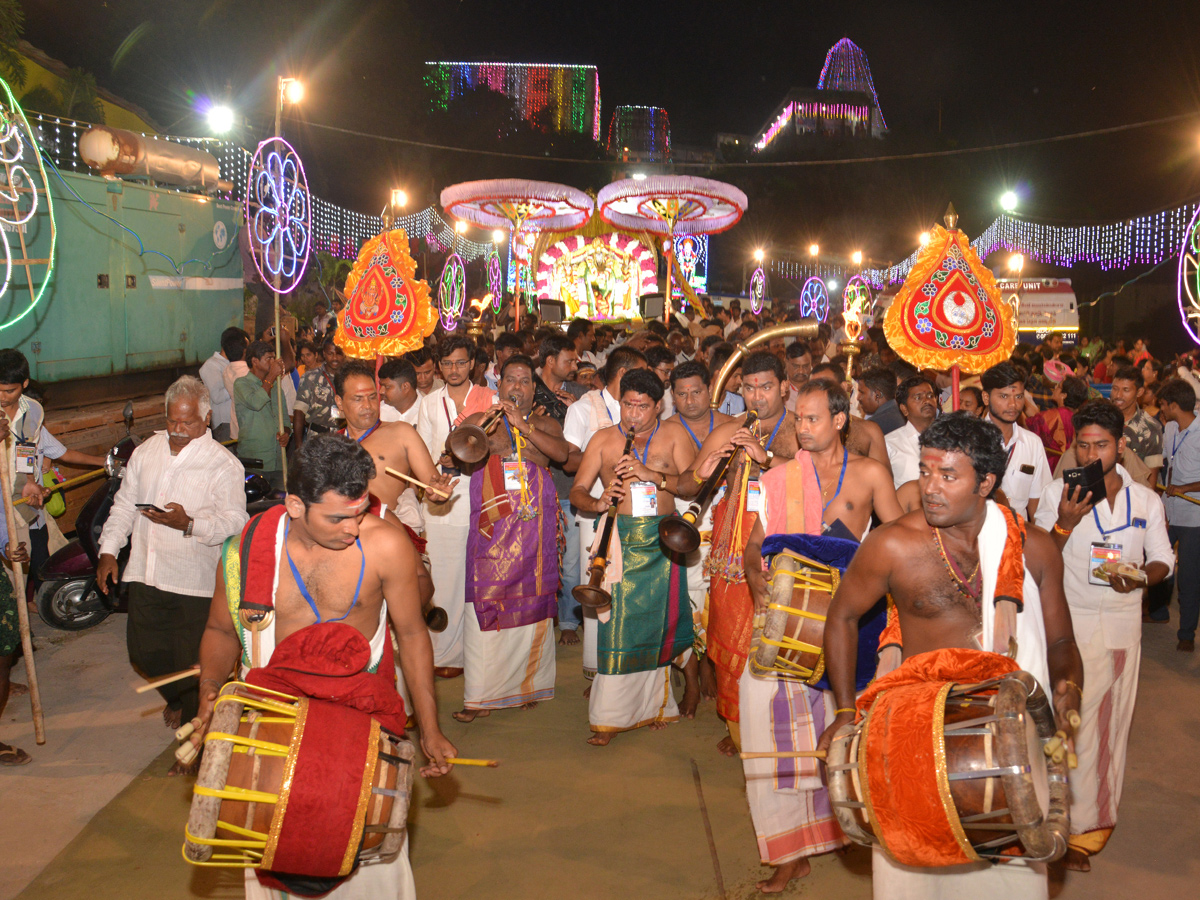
[1009, 253, 1025, 273]
[275, 76, 305, 137]
[206, 104, 235, 135]
[492, 229, 505, 243]
[851, 250, 863, 266]
[827, 279, 839, 290]
[632, 172, 647, 181]
[391, 188, 408, 209]
[999, 190, 1018, 212]
[455, 220, 468, 234]
[808, 243, 820, 257]
[754, 248, 765, 262]
[919, 231, 931, 246]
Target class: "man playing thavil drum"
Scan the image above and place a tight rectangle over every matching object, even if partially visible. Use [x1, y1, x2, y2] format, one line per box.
[453, 355, 569, 723]
[570, 369, 697, 744]
[678, 351, 800, 756]
[738, 380, 901, 892]
[820, 412, 1083, 900]
[188, 435, 457, 899]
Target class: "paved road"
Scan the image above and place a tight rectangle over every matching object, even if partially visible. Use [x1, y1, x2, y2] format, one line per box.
[6, 613, 1199, 899]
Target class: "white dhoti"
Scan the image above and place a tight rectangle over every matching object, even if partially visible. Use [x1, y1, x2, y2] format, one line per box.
[577, 511, 600, 677]
[872, 847, 1047, 900]
[1068, 630, 1140, 854]
[244, 837, 415, 900]
[739, 667, 846, 864]
[423, 521, 468, 668]
[588, 667, 678, 732]
[463, 615, 556, 709]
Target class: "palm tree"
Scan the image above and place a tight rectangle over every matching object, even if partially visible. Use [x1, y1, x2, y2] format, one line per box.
[20, 68, 105, 124]
[0, 0, 27, 88]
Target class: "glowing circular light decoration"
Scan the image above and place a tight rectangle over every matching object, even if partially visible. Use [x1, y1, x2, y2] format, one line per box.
[487, 249, 503, 311]
[438, 253, 467, 331]
[0, 76, 56, 333]
[245, 136, 310, 294]
[841, 275, 872, 325]
[749, 267, 766, 314]
[1177, 205, 1200, 346]
[800, 276, 830, 322]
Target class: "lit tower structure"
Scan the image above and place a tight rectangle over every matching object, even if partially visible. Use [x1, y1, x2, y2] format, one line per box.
[608, 106, 672, 162]
[424, 61, 601, 140]
[751, 37, 886, 154]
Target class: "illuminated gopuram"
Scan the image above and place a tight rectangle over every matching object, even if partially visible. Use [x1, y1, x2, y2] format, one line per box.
[607, 106, 672, 162]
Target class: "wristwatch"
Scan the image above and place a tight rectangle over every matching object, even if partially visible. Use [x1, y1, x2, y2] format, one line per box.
[184, 517, 194, 538]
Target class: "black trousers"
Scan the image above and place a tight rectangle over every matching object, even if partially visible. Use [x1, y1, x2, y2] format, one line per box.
[126, 582, 209, 723]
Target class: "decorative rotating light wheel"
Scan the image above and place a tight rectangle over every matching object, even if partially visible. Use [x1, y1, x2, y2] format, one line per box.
[749, 267, 766, 315]
[597, 175, 747, 323]
[246, 137, 310, 294]
[438, 253, 467, 331]
[440, 180, 593, 328]
[487, 248, 504, 312]
[800, 276, 830, 322]
[0, 77, 55, 334]
[1178, 205, 1200, 345]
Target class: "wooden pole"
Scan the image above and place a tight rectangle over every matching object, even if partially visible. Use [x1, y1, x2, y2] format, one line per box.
[738, 750, 827, 760]
[951, 364, 961, 411]
[663, 237, 674, 326]
[1, 433, 45, 744]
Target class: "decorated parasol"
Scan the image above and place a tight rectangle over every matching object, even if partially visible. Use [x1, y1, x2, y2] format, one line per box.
[334, 228, 437, 359]
[882, 205, 1018, 407]
[596, 175, 747, 323]
[440, 180, 594, 329]
[246, 136, 310, 482]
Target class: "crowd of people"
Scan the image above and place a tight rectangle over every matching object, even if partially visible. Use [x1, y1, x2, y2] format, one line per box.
[0, 295, 1194, 899]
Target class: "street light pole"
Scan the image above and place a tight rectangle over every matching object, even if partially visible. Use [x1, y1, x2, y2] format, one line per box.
[272, 75, 303, 483]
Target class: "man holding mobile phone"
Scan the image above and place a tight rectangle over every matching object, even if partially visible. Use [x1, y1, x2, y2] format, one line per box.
[96, 377, 248, 769]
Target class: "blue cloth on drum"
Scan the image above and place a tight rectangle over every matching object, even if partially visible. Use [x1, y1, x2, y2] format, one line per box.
[761, 532, 885, 691]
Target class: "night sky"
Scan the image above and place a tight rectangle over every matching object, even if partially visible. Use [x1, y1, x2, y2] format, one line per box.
[19, 0, 1200, 271]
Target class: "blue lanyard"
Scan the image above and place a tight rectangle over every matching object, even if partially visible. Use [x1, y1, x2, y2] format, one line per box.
[284, 519, 365, 623]
[1093, 487, 1132, 538]
[812, 447, 849, 514]
[762, 414, 785, 452]
[1172, 424, 1193, 459]
[680, 411, 712, 449]
[602, 393, 615, 423]
[343, 422, 379, 444]
[633, 422, 659, 465]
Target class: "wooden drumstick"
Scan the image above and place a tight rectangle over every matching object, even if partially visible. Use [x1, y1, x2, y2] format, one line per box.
[135, 665, 200, 694]
[1154, 483, 1200, 507]
[175, 741, 199, 765]
[739, 750, 827, 760]
[1067, 710, 1081, 729]
[385, 467, 451, 500]
[175, 721, 196, 742]
[445, 757, 500, 767]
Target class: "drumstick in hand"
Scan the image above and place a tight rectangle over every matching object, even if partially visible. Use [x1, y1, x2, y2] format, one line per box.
[385, 467, 451, 500]
[445, 757, 500, 767]
[739, 750, 827, 760]
[135, 665, 200, 693]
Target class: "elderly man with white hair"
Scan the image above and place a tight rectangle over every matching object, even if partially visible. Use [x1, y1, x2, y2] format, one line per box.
[96, 376, 248, 771]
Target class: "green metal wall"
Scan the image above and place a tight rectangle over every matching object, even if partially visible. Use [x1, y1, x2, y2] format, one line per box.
[2, 171, 243, 383]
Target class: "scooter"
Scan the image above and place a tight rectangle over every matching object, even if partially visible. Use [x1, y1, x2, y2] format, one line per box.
[35, 403, 278, 631]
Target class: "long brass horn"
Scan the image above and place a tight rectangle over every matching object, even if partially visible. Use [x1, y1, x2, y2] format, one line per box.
[658, 319, 820, 555]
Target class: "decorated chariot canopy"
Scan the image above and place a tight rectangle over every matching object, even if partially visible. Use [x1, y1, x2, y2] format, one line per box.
[534, 215, 659, 320]
[882, 206, 1017, 374]
[334, 229, 436, 359]
[596, 175, 746, 321]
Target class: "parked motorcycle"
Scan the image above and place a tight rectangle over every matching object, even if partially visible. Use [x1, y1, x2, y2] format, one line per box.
[35, 404, 278, 631]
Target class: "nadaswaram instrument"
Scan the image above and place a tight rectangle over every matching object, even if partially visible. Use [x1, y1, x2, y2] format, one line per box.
[573, 429, 636, 613]
[826, 670, 1070, 866]
[658, 319, 819, 555]
[446, 405, 506, 465]
[183, 682, 414, 879]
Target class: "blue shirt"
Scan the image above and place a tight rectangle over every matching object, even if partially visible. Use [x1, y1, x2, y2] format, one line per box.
[1164, 417, 1200, 527]
[718, 391, 746, 416]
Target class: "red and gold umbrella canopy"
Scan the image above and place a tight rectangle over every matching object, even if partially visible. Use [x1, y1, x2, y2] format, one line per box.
[883, 219, 1017, 374]
[334, 229, 437, 359]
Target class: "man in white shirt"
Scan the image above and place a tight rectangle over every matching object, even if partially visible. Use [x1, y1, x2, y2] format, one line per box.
[379, 358, 421, 426]
[722, 299, 743, 338]
[1034, 399, 1172, 871]
[416, 337, 497, 677]
[1159, 377, 1200, 651]
[562, 346, 648, 673]
[885, 375, 938, 489]
[198, 328, 247, 442]
[311, 299, 333, 338]
[982, 361, 1051, 520]
[95, 377, 248, 768]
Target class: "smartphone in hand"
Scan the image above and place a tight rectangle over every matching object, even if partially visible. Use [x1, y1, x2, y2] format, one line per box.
[135, 503, 167, 513]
